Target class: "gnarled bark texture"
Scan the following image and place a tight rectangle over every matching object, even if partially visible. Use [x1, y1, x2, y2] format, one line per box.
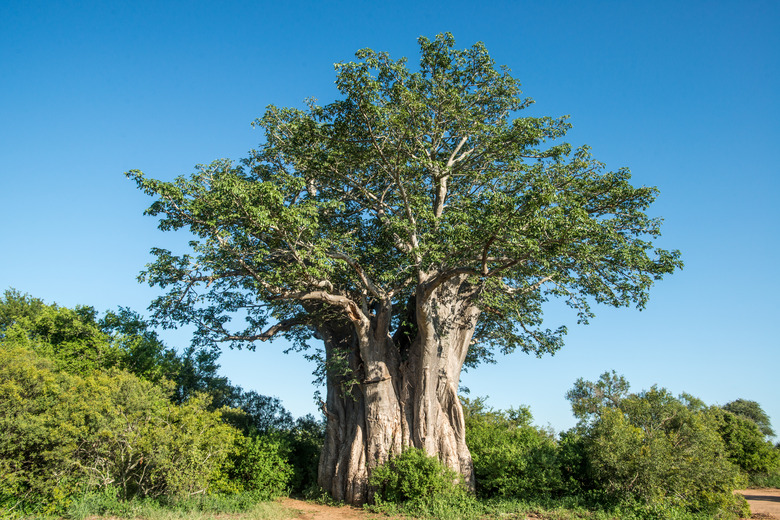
[318, 276, 479, 504]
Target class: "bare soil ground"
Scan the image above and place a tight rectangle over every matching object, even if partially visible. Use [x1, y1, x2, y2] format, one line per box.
[739, 488, 780, 519]
[278, 498, 378, 520]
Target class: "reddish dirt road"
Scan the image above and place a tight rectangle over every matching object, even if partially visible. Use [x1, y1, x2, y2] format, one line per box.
[279, 497, 377, 520]
[739, 488, 780, 519]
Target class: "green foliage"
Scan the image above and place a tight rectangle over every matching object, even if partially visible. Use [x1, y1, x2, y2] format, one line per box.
[723, 398, 775, 437]
[369, 448, 467, 505]
[0, 336, 84, 514]
[712, 407, 780, 477]
[364, 386, 766, 519]
[144, 395, 240, 499]
[0, 325, 243, 514]
[566, 377, 748, 518]
[283, 414, 326, 495]
[224, 392, 294, 434]
[99, 307, 182, 385]
[0, 289, 336, 516]
[126, 33, 681, 374]
[216, 435, 293, 500]
[0, 288, 295, 430]
[0, 289, 178, 383]
[749, 466, 780, 488]
[463, 397, 562, 498]
[0, 289, 46, 332]
[566, 370, 630, 423]
[219, 405, 324, 496]
[556, 429, 590, 496]
[0, 293, 122, 377]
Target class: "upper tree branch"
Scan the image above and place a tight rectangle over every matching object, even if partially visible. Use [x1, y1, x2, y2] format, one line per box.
[432, 135, 471, 220]
[217, 316, 308, 343]
[501, 276, 554, 295]
[327, 250, 385, 299]
[327, 164, 413, 254]
[357, 103, 422, 264]
[421, 266, 479, 301]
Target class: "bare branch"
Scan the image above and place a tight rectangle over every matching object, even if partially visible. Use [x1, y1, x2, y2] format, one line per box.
[446, 136, 472, 168]
[327, 250, 385, 298]
[218, 317, 307, 343]
[502, 276, 554, 295]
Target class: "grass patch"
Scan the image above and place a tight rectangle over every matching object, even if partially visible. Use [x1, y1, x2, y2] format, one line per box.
[749, 471, 780, 488]
[365, 495, 725, 520]
[366, 495, 605, 519]
[64, 490, 292, 520]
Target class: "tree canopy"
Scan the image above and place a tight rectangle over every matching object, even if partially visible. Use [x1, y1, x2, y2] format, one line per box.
[566, 370, 631, 423]
[723, 399, 776, 438]
[127, 32, 681, 363]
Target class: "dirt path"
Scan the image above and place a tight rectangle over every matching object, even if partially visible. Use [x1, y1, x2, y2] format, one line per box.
[278, 498, 379, 520]
[739, 488, 780, 519]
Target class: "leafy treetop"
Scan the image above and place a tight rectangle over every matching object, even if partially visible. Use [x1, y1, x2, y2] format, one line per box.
[127, 33, 682, 365]
[723, 399, 776, 438]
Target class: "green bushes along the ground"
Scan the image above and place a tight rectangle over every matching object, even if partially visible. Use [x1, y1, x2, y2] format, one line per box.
[0, 290, 323, 517]
[370, 372, 777, 519]
[2, 290, 779, 519]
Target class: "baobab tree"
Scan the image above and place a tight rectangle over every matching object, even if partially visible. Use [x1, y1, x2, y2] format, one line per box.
[127, 33, 681, 503]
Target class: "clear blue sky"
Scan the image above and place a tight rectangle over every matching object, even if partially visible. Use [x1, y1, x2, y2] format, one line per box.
[2, 0, 778, 435]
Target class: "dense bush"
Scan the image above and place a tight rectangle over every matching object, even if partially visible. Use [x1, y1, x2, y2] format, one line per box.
[0, 336, 84, 514]
[750, 468, 780, 488]
[283, 414, 326, 495]
[723, 399, 775, 437]
[4, 290, 777, 519]
[557, 429, 590, 495]
[585, 400, 746, 516]
[566, 375, 750, 518]
[463, 397, 563, 498]
[712, 407, 780, 481]
[99, 391, 238, 500]
[0, 291, 310, 515]
[369, 448, 466, 505]
[0, 338, 243, 514]
[461, 374, 776, 519]
[215, 434, 293, 500]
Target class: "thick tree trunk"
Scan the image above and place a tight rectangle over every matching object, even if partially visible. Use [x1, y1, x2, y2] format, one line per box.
[317, 277, 479, 505]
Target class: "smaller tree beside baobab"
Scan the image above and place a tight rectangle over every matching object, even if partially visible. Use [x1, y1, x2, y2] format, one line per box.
[127, 33, 682, 504]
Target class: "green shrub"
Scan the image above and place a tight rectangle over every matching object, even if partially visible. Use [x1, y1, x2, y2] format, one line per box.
[581, 388, 746, 517]
[0, 291, 302, 512]
[0, 336, 85, 514]
[0, 337, 243, 512]
[369, 448, 466, 505]
[71, 372, 240, 500]
[557, 429, 590, 495]
[2, 302, 123, 377]
[712, 408, 780, 477]
[749, 469, 780, 488]
[463, 397, 563, 499]
[722, 399, 775, 438]
[216, 434, 293, 500]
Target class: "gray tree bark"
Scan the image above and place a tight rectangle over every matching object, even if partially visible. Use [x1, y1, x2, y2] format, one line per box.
[317, 276, 479, 505]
